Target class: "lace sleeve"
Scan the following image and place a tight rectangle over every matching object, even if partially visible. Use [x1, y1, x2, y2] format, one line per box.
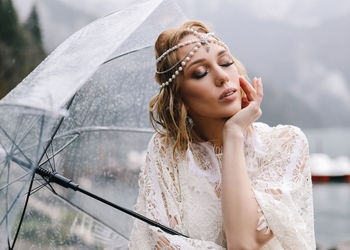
[129, 134, 225, 250]
[251, 124, 316, 250]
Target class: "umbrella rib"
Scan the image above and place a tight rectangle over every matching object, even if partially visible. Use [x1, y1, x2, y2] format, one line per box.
[37, 94, 76, 165]
[0, 172, 31, 191]
[56, 126, 153, 138]
[12, 116, 42, 156]
[10, 131, 79, 160]
[0, 171, 34, 226]
[9, 115, 24, 154]
[39, 133, 80, 168]
[0, 142, 9, 178]
[51, 191, 130, 241]
[8, 126, 150, 162]
[34, 116, 45, 165]
[26, 178, 50, 196]
[8, 171, 35, 250]
[5, 158, 11, 246]
[7, 154, 32, 173]
[44, 149, 55, 172]
[35, 167, 188, 239]
[102, 46, 152, 65]
[0, 125, 33, 166]
[50, 141, 56, 171]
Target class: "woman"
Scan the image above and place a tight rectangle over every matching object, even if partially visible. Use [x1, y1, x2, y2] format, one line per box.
[129, 21, 316, 249]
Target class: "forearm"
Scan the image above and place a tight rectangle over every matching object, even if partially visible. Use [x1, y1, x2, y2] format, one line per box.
[221, 132, 271, 249]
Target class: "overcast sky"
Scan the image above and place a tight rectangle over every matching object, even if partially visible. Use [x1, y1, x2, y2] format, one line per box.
[11, 0, 350, 128]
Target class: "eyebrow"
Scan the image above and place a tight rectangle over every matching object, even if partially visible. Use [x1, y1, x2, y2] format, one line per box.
[186, 49, 228, 71]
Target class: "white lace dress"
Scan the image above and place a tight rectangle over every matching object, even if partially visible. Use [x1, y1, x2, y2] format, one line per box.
[129, 122, 316, 249]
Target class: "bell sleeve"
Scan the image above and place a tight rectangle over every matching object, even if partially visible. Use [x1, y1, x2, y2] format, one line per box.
[129, 134, 225, 250]
[252, 124, 316, 249]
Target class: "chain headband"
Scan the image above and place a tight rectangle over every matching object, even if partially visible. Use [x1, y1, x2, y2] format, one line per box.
[156, 27, 229, 88]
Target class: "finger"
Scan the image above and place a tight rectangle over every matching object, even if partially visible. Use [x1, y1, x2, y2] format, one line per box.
[256, 77, 263, 103]
[252, 77, 257, 90]
[241, 96, 249, 108]
[239, 76, 257, 101]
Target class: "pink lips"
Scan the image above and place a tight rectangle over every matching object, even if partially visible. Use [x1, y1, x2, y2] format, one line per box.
[219, 88, 237, 101]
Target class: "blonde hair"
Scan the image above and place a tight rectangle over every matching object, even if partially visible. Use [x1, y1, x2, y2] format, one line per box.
[150, 21, 248, 154]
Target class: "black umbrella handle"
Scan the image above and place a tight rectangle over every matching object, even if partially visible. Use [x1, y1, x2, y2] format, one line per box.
[35, 166, 188, 238]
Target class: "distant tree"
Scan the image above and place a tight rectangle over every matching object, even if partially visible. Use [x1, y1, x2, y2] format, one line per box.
[0, 0, 22, 47]
[0, 0, 46, 99]
[24, 6, 42, 45]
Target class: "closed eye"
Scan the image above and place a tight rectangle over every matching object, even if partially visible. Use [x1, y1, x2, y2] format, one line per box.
[220, 61, 234, 67]
[191, 60, 233, 79]
[192, 70, 208, 79]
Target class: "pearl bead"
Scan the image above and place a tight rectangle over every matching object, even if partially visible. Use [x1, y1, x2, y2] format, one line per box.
[172, 75, 175, 79]
[175, 71, 179, 75]
[185, 57, 190, 61]
[181, 61, 186, 66]
[189, 51, 194, 56]
[169, 78, 172, 82]
[178, 67, 183, 71]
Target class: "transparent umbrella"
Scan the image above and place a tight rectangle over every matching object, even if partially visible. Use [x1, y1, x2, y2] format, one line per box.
[0, 0, 186, 249]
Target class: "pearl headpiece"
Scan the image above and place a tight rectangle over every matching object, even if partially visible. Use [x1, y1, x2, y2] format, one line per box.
[156, 27, 229, 88]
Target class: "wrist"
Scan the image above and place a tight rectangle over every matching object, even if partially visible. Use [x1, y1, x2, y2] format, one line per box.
[223, 124, 244, 138]
[223, 127, 244, 144]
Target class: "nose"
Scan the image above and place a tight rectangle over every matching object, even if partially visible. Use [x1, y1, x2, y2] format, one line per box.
[214, 65, 229, 87]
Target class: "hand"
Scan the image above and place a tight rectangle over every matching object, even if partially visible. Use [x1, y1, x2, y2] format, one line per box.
[223, 76, 263, 137]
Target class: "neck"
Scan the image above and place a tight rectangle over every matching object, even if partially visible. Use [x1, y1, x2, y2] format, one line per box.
[192, 116, 226, 147]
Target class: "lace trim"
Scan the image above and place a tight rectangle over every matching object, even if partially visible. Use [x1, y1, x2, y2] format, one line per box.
[130, 123, 316, 249]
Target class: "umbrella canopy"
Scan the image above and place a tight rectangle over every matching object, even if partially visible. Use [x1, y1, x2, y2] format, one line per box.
[0, 0, 186, 248]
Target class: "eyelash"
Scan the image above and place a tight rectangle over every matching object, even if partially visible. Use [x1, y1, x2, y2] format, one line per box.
[192, 61, 234, 79]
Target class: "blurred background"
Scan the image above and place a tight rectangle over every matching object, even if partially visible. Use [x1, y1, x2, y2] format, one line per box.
[1, 0, 349, 249]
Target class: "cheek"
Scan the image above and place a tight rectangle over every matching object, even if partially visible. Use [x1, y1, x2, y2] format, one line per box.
[181, 86, 214, 113]
[181, 80, 213, 102]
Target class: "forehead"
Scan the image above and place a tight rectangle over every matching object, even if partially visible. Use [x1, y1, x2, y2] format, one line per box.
[177, 34, 228, 60]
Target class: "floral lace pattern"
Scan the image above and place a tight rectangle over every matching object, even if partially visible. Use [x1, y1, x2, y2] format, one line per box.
[129, 122, 316, 249]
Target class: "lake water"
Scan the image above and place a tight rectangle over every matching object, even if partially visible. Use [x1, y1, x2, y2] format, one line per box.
[304, 128, 350, 249]
[313, 183, 350, 249]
